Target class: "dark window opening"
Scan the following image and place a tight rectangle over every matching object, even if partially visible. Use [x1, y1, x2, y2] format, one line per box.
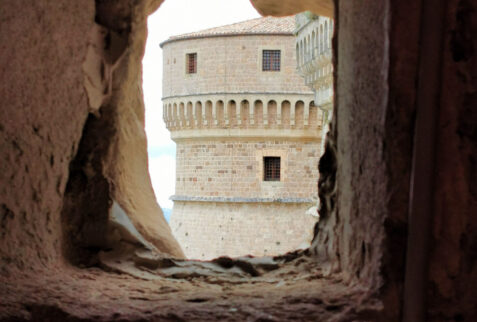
[262, 50, 281, 71]
[264, 157, 281, 181]
[186, 53, 197, 74]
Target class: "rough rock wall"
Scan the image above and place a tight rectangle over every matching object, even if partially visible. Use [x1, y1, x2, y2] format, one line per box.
[0, 0, 183, 274]
[383, 0, 421, 316]
[320, 1, 477, 319]
[251, 0, 334, 18]
[313, 0, 393, 288]
[0, 0, 96, 270]
[71, 0, 184, 259]
[95, 1, 182, 257]
[428, 0, 477, 319]
[1, 0, 476, 320]
[322, 0, 423, 315]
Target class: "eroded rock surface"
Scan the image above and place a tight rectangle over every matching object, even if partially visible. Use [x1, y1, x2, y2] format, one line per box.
[1, 252, 382, 321]
[0, 0, 96, 272]
[250, 0, 334, 18]
[1, 0, 477, 321]
[62, 0, 184, 261]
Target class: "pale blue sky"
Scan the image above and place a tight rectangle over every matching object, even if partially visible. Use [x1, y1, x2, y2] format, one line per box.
[143, 0, 261, 208]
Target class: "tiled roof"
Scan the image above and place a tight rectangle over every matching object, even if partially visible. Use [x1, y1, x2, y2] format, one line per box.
[161, 16, 295, 46]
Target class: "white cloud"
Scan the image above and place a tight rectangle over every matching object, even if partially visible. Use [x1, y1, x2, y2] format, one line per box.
[148, 155, 176, 209]
[145, 106, 172, 148]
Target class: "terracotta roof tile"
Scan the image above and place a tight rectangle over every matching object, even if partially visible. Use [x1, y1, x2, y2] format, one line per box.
[162, 16, 295, 45]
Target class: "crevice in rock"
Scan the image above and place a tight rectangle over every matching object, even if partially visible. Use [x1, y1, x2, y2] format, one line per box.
[61, 108, 117, 266]
[309, 120, 338, 272]
[61, 0, 152, 267]
[317, 126, 337, 221]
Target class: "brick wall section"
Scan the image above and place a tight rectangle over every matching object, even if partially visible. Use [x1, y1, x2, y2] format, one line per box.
[162, 35, 312, 97]
[170, 201, 318, 260]
[174, 139, 320, 199]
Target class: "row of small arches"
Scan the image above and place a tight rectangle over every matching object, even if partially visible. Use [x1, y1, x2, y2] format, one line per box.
[163, 99, 322, 129]
[296, 18, 334, 66]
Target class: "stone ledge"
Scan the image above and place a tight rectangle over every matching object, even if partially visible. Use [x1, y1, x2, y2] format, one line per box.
[171, 128, 322, 141]
[162, 91, 314, 100]
[170, 195, 315, 204]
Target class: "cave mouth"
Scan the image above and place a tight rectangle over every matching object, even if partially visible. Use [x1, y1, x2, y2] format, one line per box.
[5, 0, 466, 320]
[57, 0, 337, 276]
[1, 0, 415, 320]
[142, 1, 330, 261]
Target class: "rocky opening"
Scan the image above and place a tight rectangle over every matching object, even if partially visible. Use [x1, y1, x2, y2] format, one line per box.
[1, 0, 476, 321]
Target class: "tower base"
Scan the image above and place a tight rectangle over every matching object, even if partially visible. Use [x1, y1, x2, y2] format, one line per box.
[170, 200, 318, 260]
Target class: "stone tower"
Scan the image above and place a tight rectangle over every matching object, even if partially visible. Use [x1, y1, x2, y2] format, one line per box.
[161, 16, 323, 260]
[295, 13, 334, 141]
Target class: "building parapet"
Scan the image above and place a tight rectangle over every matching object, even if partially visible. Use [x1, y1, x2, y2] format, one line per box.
[162, 93, 321, 133]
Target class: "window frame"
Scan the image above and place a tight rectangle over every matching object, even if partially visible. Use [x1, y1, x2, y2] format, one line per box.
[263, 156, 281, 181]
[186, 52, 197, 74]
[262, 49, 281, 72]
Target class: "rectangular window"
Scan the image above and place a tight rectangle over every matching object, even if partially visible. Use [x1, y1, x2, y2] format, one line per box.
[186, 53, 197, 74]
[264, 157, 281, 181]
[262, 50, 281, 71]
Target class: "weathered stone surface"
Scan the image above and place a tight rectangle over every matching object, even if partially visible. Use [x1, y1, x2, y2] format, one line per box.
[96, 0, 184, 258]
[0, 0, 183, 267]
[1, 0, 476, 321]
[427, 0, 477, 319]
[1, 251, 382, 321]
[171, 201, 317, 259]
[0, 0, 96, 270]
[250, 0, 334, 18]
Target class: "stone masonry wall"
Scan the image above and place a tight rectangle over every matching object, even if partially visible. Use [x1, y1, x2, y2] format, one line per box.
[170, 137, 321, 259]
[164, 26, 320, 260]
[170, 201, 318, 260]
[162, 35, 312, 98]
[174, 139, 320, 199]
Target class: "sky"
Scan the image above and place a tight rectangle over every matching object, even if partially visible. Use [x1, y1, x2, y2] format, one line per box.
[143, 0, 261, 209]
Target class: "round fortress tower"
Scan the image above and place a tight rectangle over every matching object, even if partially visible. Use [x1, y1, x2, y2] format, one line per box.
[161, 16, 322, 260]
